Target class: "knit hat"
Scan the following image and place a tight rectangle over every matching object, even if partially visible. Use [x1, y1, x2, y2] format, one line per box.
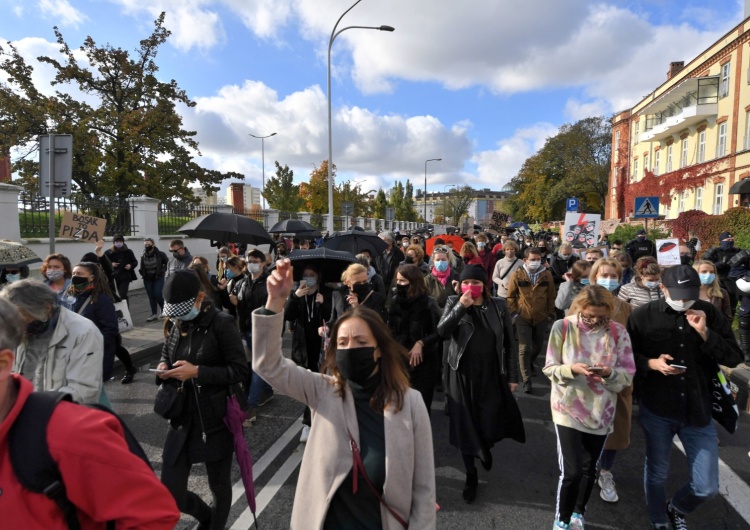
[81, 252, 99, 264]
[719, 231, 733, 241]
[163, 270, 201, 317]
[459, 264, 487, 284]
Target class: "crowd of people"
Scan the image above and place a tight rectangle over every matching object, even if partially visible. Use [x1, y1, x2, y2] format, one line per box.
[0, 226, 747, 529]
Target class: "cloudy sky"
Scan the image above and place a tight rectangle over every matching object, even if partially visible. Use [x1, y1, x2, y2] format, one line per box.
[0, 0, 744, 200]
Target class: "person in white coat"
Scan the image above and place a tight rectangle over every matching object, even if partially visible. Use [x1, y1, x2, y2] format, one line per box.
[1, 279, 103, 404]
[253, 258, 436, 530]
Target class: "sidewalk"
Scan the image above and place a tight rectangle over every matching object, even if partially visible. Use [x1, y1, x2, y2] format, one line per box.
[117, 288, 166, 368]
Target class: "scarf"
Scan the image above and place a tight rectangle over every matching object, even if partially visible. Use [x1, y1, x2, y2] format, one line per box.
[432, 266, 451, 286]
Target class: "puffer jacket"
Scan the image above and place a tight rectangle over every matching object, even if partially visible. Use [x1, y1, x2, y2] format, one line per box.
[506, 267, 556, 325]
[437, 295, 519, 383]
[13, 307, 103, 404]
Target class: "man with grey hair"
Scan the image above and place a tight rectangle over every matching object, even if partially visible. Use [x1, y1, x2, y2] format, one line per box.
[376, 230, 404, 289]
[0, 298, 180, 527]
[0, 279, 103, 404]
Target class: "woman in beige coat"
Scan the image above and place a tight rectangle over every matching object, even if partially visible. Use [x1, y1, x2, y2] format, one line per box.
[253, 258, 436, 530]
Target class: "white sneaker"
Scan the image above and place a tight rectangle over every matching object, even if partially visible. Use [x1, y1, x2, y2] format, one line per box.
[598, 470, 619, 503]
[146, 313, 158, 322]
[300, 425, 310, 443]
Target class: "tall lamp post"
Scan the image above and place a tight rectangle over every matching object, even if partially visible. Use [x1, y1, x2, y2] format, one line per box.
[424, 158, 442, 226]
[327, 0, 394, 233]
[249, 132, 277, 209]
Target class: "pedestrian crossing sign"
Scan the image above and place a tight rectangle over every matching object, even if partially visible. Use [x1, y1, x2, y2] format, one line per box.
[634, 196, 659, 218]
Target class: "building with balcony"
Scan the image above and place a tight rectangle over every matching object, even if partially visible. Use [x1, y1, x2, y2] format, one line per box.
[606, 9, 750, 220]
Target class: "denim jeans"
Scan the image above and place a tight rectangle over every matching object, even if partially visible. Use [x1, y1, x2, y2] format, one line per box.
[639, 404, 719, 524]
[244, 331, 272, 407]
[143, 276, 165, 315]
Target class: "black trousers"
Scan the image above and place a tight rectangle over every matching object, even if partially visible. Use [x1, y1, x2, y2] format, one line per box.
[161, 448, 233, 529]
[554, 424, 606, 524]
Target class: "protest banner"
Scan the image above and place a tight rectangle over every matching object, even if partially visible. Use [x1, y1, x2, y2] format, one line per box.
[58, 211, 107, 242]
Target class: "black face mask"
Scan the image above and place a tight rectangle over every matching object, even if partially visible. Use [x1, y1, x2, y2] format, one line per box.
[336, 346, 378, 385]
[680, 255, 693, 266]
[352, 283, 370, 298]
[403, 256, 414, 264]
[70, 276, 91, 290]
[145, 245, 154, 252]
[172, 250, 182, 259]
[396, 284, 409, 298]
[26, 318, 50, 336]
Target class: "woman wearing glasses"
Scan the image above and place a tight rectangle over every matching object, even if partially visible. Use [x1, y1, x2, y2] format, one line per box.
[328, 263, 387, 326]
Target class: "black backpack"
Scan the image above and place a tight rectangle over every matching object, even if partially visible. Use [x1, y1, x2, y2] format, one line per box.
[9, 391, 153, 530]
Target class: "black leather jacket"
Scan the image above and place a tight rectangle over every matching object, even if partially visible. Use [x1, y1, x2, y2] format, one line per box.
[437, 295, 519, 383]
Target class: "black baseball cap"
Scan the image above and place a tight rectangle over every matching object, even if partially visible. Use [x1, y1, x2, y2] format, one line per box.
[636, 229, 646, 236]
[661, 265, 700, 301]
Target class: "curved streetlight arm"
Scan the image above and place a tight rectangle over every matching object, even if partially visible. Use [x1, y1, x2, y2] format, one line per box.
[332, 25, 394, 43]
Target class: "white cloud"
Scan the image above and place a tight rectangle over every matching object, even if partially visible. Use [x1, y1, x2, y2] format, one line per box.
[38, 0, 88, 28]
[185, 80, 471, 191]
[564, 99, 611, 122]
[472, 123, 559, 189]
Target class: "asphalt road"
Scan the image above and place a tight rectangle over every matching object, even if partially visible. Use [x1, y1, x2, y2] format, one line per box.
[107, 351, 750, 530]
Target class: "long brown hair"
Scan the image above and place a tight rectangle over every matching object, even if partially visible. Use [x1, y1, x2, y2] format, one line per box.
[66, 261, 113, 304]
[321, 306, 410, 414]
[395, 264, 428, 299]
[41, 253, 72, 279]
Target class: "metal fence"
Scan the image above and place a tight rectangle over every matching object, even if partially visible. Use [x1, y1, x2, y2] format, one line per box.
[19, 193, 136, 238]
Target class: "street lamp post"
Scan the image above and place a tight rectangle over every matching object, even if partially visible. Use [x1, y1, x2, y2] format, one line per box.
[424, 158, 442, 226]
[249, 132, 277, 209]
[327, 0, 394, 233]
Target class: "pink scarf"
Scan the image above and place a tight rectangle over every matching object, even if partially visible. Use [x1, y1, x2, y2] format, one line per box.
[432, 266, 451, 286]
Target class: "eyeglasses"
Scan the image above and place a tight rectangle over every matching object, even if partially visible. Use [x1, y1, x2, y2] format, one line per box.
[434, 247, 449, 254]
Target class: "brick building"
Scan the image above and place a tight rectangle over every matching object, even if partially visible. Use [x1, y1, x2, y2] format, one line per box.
[607, 8, 750, 220]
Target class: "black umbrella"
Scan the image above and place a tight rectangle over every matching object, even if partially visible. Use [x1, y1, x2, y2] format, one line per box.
[322, 229, 387, 256]
[178, 213, 274, 246]
[728, 178, 750, 194]
[268, 219, 321, 237]
[0, 241, 42, 268]
[276, 248, 358, 283]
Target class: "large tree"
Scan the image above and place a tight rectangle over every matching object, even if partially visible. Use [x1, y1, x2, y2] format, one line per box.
[509, 116, 611, 221]
[337, 180, 375, 217]
[372, 189, 388, 220]
[389, 179, 419, 222]
[299, 161, 336, 215]
[264, 161, 304, 212]
[0, 13, 239, 204]
[438, 185, 474, 226]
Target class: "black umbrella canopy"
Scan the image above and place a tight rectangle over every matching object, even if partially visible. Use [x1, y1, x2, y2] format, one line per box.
[322, 229, 388, 256]
[275, 247, 358, 283]
[0, 241, 42, 268]
[178, 213, 274, 246]
[728, 178, 750, 194]
[268, 219, 320, 236]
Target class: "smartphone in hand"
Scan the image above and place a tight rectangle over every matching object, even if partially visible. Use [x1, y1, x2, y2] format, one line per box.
[588, 366, 605, 372]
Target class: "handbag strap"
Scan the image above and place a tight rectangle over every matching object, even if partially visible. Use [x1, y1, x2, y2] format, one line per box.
[348, 431, 408, 529]
[499, 258, 519, 281]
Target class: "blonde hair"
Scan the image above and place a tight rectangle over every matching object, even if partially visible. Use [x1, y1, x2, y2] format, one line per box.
[405, 244, 425, 263]
[341, 263, 367, 284]
[693, 260, 723, 299]
[590, 258, 622, 281]
[460, 241, 479, 258]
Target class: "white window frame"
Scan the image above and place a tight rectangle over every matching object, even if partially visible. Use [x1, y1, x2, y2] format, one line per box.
[696, 187, 703, 210]
[654, 150, 661, 176]
[745, 111, 750, 150]
[698, 131, 706, 162]
[714, 183, 724, 214]
[681, 138, 688, 167]
[666, 144, 673, 172]
[721, 62, 731, 98]
[717, 122, 727, 158]
[633, 159, 639, 182]
[644, 153, 649, 173]
[615, 131, 620, 162]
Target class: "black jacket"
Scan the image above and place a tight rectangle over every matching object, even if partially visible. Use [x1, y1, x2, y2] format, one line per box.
[104, 246, 139, 282]
[329, 287, 387, 325]
[627, 299, 742, 426]
[437, 295, 519, 384]
[284, 287, 332, 365]
[160, 305, 248, 464]
[375, 246, 405, 287]
[234, 272, 269, 333]
[547, 253, 579, 286]
[703, 246, 741, 278]
[139, 247, 169, 279]
[387, 294, 441, 357]
[625, 237, 656, 262]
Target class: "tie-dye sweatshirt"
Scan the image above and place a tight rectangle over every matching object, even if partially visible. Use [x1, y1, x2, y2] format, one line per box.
[543, 315, 636, 435]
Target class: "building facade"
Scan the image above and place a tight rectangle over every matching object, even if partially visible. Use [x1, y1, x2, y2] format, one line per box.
[607, 11, 750, 220]
[226, 183, 261, 214]
[413, 188, 511, 225]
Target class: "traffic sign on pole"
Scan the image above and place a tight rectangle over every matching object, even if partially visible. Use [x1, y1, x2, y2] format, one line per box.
[634, 196, 660, 218]
[566, 198, 579, 212]
[39, 134, 73, 197]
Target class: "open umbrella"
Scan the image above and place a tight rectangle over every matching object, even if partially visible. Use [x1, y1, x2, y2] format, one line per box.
[728, 178, 750, 194]
[279, 247, 357, 283]
[178, 213, 274, 246]
[0, 241, 42, 268]
[425, 234, 466, 256]
[268, 219, 321, 238]
[223, 395, 258, 529]
[322, 229, 387, 256]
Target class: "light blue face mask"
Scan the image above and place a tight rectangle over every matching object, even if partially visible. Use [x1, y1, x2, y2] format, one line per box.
[302, 276, 317, 288]
[434, 260, 449, 272]
[177, 305, 200, 321]
[5, 273, 21, 283]
[225, 270, 236, 280]
[597, 278, 619, 291]
[699, 273, 715, 285]
[579, 278, 590, 285]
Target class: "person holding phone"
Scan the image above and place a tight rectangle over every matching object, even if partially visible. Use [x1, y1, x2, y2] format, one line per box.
[544, 286, 635, 530]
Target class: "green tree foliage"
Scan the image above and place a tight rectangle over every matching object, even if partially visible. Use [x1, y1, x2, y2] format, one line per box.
[264, 161, 304, 212]
[438, 185, 474, 226]
[338, 180, 375, 217]
[0, 13, 239, 204]
[373, 189, 388, 219]
[388, 179, 419, 222]
[509, 116, 611, 222]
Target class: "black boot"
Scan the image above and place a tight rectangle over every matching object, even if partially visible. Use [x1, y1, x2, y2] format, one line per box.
[121, 368, 136, 384]
[462, 470, 478, 503]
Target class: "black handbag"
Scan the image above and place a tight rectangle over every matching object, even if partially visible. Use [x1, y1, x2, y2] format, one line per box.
[153, 380, 185, 419]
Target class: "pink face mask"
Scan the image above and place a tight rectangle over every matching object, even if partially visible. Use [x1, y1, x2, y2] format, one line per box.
[461, 284, 483, 299]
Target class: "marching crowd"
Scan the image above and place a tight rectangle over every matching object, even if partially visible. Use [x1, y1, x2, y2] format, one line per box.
[0, 226, 747, 530]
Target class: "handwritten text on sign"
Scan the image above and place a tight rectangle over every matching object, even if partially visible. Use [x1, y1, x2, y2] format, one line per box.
[58, 211, 107, 242]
